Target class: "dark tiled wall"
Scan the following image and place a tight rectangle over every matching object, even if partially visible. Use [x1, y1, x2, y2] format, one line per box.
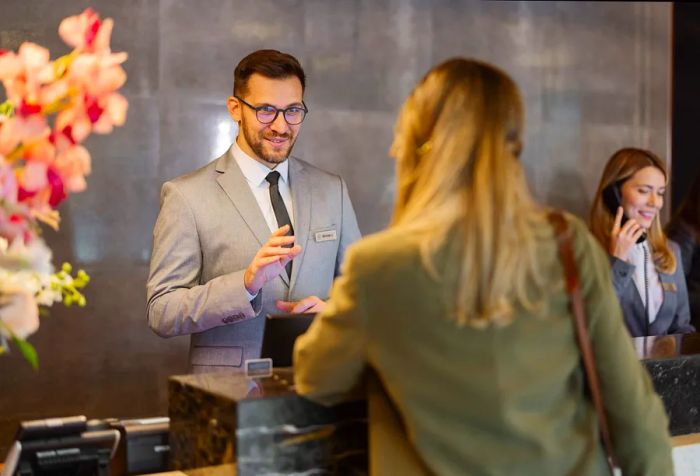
[0, 0, 670, 454]
[672, 3, 700, 209]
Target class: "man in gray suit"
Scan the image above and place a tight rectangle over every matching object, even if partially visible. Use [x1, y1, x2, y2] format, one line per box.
[147, 50, 361, 372]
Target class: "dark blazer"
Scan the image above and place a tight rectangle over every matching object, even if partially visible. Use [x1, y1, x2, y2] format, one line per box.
[610, 241, 694, 337]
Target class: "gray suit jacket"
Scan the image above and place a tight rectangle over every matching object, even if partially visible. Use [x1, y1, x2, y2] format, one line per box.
[147, 145, 361, 372]
[610, 241, 695, 337]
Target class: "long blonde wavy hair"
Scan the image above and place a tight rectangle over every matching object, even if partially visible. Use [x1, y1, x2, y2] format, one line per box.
[589, 148, 676, 274]
[390, 58, 544, 328]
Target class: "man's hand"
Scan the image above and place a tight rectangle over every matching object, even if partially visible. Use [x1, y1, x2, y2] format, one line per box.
[244, 225, 301, 294]
[609, 206, 645, 261]
[276, 295, 326, 314]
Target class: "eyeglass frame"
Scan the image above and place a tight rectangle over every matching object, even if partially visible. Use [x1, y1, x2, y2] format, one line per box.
[233, 96, 309, 125]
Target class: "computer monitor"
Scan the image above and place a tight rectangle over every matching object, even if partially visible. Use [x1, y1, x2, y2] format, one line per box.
[2, 417, 120, 476]
[259, 313, 316, 367]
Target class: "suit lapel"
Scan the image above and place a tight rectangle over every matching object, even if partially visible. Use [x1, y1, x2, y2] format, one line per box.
[289, 157, 311, 292]
[215, 146, 275, 246]
[655, 271, 673, 320]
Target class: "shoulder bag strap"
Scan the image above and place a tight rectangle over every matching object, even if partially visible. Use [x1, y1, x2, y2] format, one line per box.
[547, 210, 617, 474]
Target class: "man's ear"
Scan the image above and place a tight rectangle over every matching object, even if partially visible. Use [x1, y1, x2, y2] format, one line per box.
[227, 96, 242, 122]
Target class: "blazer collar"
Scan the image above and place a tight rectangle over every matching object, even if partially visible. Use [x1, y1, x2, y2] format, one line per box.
[288, 156, 311, 292]
[215, 145, 311, 290]
[215, 146, 273, 247]
[632, 268, 675, 335]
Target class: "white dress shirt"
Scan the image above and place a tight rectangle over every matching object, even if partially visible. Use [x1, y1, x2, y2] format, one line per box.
[627, 241, 664, 323]
[232, 140, 295, 301]
[231, 140, 295, 232]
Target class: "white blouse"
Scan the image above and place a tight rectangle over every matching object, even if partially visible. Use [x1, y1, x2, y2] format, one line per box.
[627, 241, 664, 323]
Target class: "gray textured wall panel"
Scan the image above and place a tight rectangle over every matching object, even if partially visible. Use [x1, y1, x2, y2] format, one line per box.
[0, 0, 671, 454]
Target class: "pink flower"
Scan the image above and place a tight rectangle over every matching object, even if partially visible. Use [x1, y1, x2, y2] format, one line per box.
[45, 167, 68, 205]
[0, 116, 50, 155]
[0, 50, 23, 82]
[59, 8, 114, 54]
[0, 42, 53, 106]
[54, 90, 127, 140]
[54, 145, 90, 193]
[92, 93, 128, 134]
[16, 170, 65, 211]
[55, 101, 92, 144]
[69, 52, 127, 97]
[62, 53, 128, 134]
[0, 163, 18, 203]
[0, 205, 34, 243]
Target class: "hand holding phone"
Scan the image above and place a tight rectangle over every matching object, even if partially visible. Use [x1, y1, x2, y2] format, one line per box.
[609, 206, 646, 260]
[602, 182, 646, 244]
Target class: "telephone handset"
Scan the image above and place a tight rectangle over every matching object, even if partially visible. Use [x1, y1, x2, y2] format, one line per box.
[602, 182, 646, 244]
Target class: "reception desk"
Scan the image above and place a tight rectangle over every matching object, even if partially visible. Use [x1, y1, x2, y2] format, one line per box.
[168, 334, 700, 475]
[168, 369, 367, 475]
[633, 333, 700, 436]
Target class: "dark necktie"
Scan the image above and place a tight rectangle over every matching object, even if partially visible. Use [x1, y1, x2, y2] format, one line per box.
[265, 171, 293, 278]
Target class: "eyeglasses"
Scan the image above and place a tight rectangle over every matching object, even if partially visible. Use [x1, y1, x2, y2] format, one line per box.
[234, 96, 308, 125]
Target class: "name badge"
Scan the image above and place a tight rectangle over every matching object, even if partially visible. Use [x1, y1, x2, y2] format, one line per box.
[244, 358, 273, 378]
[662, 282, 678, 293]
[315, 229, 337, 242]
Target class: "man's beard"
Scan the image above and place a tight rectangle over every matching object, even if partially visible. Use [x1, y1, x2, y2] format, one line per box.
[241, 119, 297, 166]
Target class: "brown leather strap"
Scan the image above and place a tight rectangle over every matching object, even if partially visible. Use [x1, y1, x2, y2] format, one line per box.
[547, 211, 616, 474]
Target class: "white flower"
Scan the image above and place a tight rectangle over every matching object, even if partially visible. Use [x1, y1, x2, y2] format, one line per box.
[0, 236, 60, 305]
[0, 236, 54, 275]
[0, 287, 39, 339]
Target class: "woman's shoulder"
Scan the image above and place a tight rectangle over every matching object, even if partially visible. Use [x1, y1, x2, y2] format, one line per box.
[541, 209, 610, 272]
[666, 238, 681, 253]
[543, 209, 598, 250]
[342, 227, 424, 275]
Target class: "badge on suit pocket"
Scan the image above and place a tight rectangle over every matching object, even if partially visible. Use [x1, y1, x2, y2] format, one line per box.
[314, 228, 337, 242]
[662, 282, 678, 292]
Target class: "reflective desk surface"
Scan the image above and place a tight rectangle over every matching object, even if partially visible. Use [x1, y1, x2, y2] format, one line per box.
[632, 333, 700, 361]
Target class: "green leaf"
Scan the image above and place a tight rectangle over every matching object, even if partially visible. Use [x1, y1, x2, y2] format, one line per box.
[0, 100, 14, 117]
[12, 336, 39, 370]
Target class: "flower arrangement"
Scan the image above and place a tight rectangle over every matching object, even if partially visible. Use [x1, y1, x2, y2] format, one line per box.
[0, 9, 128, 368]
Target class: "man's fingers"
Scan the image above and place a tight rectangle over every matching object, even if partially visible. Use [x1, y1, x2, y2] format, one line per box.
[267, 235, 296, 247]
[276, 300, 296, 312]
[259, 244, 301, 258]
[270, 224, 292, 237]
[277, 245, 302, 264]
[292, 299, 315, 313]
[256, 256, 285, 267]
[293, 296, 324, 313]
[275, 299, 312, 313]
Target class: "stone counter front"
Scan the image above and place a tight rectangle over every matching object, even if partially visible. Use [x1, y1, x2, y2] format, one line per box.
[168, 369, 367, 475]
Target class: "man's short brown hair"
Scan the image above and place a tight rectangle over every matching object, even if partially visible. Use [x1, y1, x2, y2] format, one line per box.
[233, 49, 306, 97]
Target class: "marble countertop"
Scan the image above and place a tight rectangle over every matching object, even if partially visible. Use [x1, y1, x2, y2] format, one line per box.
[169, 369, 296, 402]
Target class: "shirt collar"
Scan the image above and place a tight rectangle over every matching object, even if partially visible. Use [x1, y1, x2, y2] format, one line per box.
[231, 140, 289, 187]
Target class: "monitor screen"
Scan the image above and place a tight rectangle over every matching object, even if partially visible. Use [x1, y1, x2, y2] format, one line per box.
[259, 313, 315, 367]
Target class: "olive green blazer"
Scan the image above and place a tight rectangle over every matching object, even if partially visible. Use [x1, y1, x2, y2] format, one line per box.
[294, 214, 673, 476]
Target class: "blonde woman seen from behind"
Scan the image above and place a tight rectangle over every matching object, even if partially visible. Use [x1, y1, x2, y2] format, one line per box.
[294, 59, 673, 475]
